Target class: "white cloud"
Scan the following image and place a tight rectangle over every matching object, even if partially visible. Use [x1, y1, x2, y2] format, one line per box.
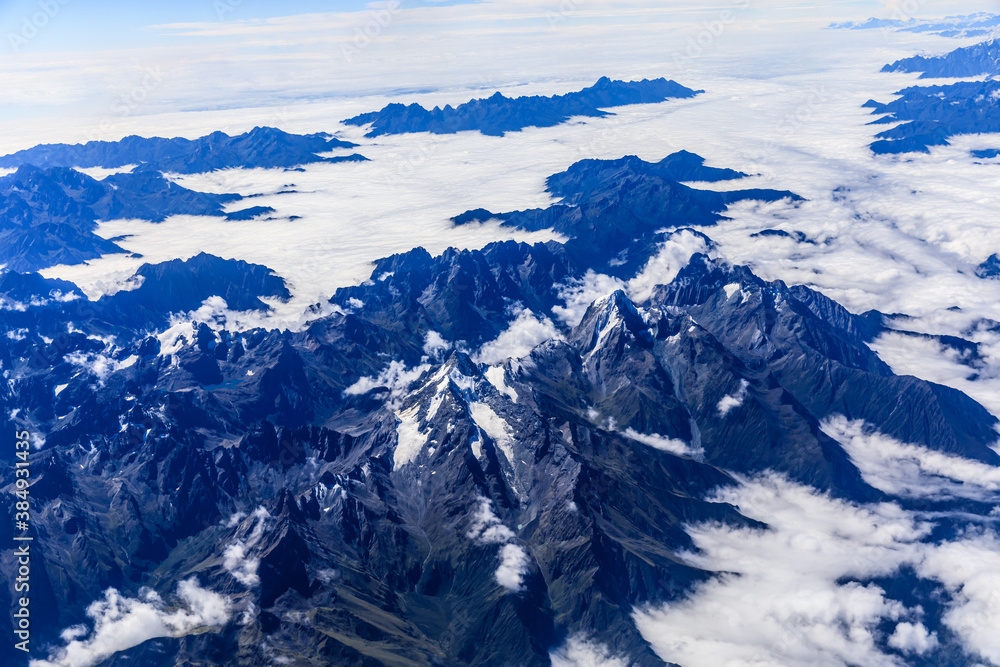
[916, 536, 1000, 665]
[422, 330, 452, 359]
[552, 271, 626, 327]
[717, 379, 749, 416]
[821, 415, 1000, 501]
[633, 469, 1000, 667]
[474, 309, 561, 365]
[21, 14, 998, 374]
[887, 622, 938, 655]
[633, 473, 929, 667]
[550, 634, 629, 667]
[495, 543, 531, 593]
[871, 330, 1000, 419]
[622, 427, 702, 458]
[467, 496, 516, 544]
[224, 511, 247, 528]
[222, 541, 260, 587]
[344, 360, 431, 397]
[32, 579, 231, 667]
[1, 0, 993, 368]
[466, 496, 530, 593]
[154, 295, 338, 357]
[63, 351, 138, 385]
[627, 229, 713, 303]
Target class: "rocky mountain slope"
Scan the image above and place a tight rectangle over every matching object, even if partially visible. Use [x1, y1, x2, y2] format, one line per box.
[2, 144, 999, 666]
[343, 78, 701, 137]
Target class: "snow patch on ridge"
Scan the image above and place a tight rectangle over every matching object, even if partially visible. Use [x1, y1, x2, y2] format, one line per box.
[484, 365, 518, 402]
[469, 401, 515, 465]
[393, 404, 428, 470]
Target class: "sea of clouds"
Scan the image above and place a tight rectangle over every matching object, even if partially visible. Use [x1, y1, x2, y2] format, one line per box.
[14, 0, 1000, 663]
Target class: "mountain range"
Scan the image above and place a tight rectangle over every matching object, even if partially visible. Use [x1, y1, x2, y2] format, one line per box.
[4, 46, 1000, 664]
[0, 165, 245, 272]
[832, 13, 1000, 38]
[0, 127, 365, 174]
[865, 78, 1000, 154]
[343, 77, 701, 137]
[881, 38, 1000, 78]
[1, 137, 999, 666]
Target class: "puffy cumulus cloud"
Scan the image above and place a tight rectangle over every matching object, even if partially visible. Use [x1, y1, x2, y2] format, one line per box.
[222, 541, 261, 587]
[821, 416, 1000, 501]
[552, 271, 626, 327]
[622, 427, 703, 459]
[633, 474, 931, 667]
[633, 469, 1000, 667]
[495, 544, 531, 593]
[916, 535, 1000, 665]
[344, 359, 432, 397]
[422, 330, 452, 360]
[63, 351, 118, 384]
[467, 495, 516, 544]
[887, 622, 938, 655]
[626, 229, 714, 303]
[550, 634, 629, 667]
[871, 330, 1000, 419]
[32, 579, 231, 667]
[466, 496, 530, 593]
[474, 309, 562, 365]
[717, 379, 749, 416]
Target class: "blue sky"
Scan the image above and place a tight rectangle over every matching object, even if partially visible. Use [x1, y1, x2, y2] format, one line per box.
[0, 0, 461, 52]
[0, 0, 993, 146]
[2, 0, 992, 54]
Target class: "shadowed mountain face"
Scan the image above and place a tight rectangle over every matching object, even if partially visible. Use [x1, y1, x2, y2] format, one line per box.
[832, 13, 1000, 38]
[978, 254, 1000, 279]
[452, 152, 798, 274]
[4, 247, 999, 665]
[864, 79, 1000, 154]
[0, 165, 243, 272]
[0, 127, 365, 174]
[2, 142, 999, 666]
[881, 38, 1000, 78]
[93, 253, 293, 329]
[863, 38, 1000, 155]
[343, 77, 702, 137]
